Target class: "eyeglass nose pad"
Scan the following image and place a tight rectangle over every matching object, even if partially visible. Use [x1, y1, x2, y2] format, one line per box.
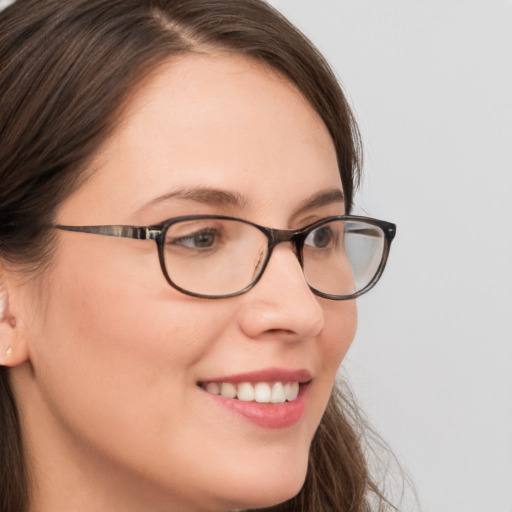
[269, 229, 305, 266]
[293, 236, 307, 267]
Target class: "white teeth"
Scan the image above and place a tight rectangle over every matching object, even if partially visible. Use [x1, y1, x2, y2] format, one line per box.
[271, 382, 286, 403]
[237, 382, 255, 402]
[286, 382, 299, 401]
[254, 382, 272, 403]
[220, 382, 237, 399]
[203, 381, 302, 403]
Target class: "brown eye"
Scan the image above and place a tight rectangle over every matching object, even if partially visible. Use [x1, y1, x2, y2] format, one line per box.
[168, 228, 219, 250]
[305, 227, 333, 249]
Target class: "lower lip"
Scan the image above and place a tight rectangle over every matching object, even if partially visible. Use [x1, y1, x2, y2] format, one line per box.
[201, 383, 309, 429]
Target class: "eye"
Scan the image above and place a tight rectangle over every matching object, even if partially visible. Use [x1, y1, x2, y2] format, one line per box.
[305, 226, 333, 249]
[168, 228, 219, 250]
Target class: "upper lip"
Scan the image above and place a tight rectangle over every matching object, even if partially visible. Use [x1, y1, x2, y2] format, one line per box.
[198, 367, 312, 384]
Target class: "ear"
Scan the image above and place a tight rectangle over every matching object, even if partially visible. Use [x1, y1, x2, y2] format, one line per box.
[0, 265, 30, 367]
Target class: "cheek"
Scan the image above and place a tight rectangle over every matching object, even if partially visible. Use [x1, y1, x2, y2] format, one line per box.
[28, 240, 233, 454]
[308, 299, 357, 425]
[322, 299, 357, 370]
[37, 236, 218, 361]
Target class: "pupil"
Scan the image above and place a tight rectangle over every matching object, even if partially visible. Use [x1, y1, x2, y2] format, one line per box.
[313, 228, 331, 248]
[194, 230, 215, 247]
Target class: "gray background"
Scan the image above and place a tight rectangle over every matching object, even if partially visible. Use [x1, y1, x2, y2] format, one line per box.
[0, 0, 14, 10]
[268, 1, 512, 511]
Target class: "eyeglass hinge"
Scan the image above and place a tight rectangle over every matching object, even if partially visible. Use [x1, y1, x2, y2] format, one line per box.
[144, 228, 160, 240]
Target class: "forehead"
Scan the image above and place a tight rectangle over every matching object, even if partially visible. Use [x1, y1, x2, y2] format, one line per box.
[59, 53, 341, 224]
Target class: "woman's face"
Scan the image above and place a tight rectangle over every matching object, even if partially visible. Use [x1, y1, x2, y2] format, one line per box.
[18, 54, 357, 511]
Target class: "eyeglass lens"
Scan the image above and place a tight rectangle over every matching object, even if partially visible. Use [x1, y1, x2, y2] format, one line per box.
[162, 218, 386, 298]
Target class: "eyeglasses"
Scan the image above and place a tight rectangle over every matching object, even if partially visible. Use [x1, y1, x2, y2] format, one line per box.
[55, 215, 396, 300]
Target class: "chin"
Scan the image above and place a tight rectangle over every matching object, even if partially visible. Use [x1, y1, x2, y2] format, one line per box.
[227, 485, 305, 511]
[219, 459, 308, 511]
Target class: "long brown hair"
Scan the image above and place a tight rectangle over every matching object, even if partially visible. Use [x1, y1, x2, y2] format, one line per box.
[0, 1, 394, 510]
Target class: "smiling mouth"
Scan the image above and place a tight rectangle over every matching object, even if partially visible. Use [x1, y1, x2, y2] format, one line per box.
[198, 381, 301, 403]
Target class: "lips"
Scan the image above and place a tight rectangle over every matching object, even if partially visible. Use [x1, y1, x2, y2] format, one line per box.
[197, 368, 311, 428]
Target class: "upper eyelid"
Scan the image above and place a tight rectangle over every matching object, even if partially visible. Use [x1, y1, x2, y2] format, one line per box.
[290, 209, 346, 229]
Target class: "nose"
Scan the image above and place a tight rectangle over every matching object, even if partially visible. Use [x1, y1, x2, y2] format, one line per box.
[238, 244, 325, 341]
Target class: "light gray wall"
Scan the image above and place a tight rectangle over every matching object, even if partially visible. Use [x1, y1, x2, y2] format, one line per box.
[268, 1, 512, 511]
[0, 0, 15, 10]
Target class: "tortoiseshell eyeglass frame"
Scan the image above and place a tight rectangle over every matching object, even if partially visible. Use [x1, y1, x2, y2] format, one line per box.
[55, 215, 396, 300]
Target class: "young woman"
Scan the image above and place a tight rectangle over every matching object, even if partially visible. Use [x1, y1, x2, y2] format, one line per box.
[0, 1, 397, 511]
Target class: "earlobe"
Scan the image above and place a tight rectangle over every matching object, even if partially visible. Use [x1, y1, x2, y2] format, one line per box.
[0, 268, 30, 367]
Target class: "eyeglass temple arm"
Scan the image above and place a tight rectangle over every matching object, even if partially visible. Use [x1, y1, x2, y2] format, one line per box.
[350, 226, 395, 241]
[55, 224, 162, 241]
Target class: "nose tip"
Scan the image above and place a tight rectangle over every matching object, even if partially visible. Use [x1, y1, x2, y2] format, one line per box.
[238, 246, 325, 341]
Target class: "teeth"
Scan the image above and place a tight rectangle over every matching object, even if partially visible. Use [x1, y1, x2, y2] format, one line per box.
[220, 382, 237, 399]
[271, 382, 286, 403]
[286, 382, 299, 401]
[206, 382, 221, 395]
[203, 381, 301, 403]
[254, 383, 271, 403]
[237, 382, 255, 402]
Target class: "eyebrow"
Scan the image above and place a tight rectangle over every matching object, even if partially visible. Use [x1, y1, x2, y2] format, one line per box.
[135, 186, 249, 215]
[135, 186, 344, 217]
[292, 188, 345, 217]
